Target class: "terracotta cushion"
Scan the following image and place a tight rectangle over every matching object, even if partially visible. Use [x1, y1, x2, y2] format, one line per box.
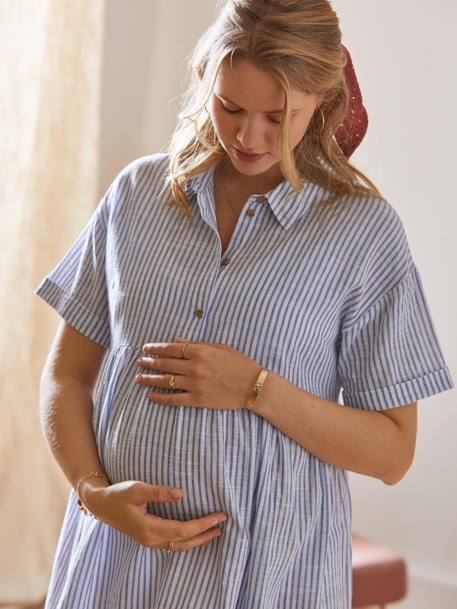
[352, 533, 408, 607]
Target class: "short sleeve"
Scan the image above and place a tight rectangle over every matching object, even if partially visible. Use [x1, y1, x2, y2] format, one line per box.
[34, 175, 121, 350]
[337, 206, 455, 411]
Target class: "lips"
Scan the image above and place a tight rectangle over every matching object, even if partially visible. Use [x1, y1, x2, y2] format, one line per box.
[235, 147, 264, 156]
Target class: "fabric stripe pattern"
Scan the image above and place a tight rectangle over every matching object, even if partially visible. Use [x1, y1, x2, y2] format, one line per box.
[35, 152, 454, 609]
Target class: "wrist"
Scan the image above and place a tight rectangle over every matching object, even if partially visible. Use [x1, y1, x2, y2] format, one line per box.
[80, 476, 110, 500]
[245, 365, 269, 411]
[81, 477, 110, 509]
[248, 369, 278, 416]
[76, 471, 110, 516]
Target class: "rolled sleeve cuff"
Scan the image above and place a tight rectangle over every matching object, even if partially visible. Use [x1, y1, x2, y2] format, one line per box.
[342, 366, 455, 411]
[35, 278, 111, 350]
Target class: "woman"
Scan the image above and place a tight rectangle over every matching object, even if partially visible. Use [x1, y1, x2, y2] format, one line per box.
[35, 1, 454, 608]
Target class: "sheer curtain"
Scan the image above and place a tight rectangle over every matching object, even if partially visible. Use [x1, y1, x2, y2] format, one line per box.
[0, 2, 105, 604]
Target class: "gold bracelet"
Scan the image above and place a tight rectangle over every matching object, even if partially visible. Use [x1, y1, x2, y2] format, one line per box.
[246, 368, 269, 410]
[76, 471, 109, 518]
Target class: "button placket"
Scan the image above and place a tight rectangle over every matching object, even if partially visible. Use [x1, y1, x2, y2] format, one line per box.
[219, 195, 266, 266]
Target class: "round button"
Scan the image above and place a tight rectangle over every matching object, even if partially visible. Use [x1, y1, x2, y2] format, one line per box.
[221, 258, 230, 266]
[247, 209, 256, 217]
[195, 309, 204, 318]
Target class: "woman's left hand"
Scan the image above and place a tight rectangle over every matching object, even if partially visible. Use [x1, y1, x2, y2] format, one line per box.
[135, 337, 262, 411]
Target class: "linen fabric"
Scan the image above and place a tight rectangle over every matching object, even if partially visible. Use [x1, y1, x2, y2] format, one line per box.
[34, 153, 454, 609]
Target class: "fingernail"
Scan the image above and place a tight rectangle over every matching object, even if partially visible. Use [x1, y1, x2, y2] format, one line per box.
[171, 489, 183, 499]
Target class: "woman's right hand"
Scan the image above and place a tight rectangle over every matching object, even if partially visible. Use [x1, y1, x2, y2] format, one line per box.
[80, 479, 228, 553]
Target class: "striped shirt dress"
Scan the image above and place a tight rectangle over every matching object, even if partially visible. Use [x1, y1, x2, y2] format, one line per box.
[34, 152, 455, 609]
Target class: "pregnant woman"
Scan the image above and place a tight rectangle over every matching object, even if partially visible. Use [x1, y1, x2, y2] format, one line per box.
[35, 1, 454, 608]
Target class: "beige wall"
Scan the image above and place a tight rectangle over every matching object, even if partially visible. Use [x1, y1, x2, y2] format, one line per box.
[98, 0, 217, 195]
[331, 2, 457, 607]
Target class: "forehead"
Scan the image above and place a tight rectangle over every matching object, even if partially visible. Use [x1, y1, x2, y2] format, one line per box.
[214, 58, 309, 108]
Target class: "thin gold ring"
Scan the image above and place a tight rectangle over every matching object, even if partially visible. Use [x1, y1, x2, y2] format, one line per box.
[166, 343, 190, 391]
[164, 539, 174, 553]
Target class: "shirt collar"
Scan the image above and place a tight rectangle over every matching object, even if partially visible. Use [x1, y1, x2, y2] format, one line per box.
[185, 165, 325, 231]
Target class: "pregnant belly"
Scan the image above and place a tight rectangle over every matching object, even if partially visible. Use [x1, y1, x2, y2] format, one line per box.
[94, 368, 344, 594]
[95, 380, 316, 520]
[93, 349, 329, 560]
[96, 385, 244, 522]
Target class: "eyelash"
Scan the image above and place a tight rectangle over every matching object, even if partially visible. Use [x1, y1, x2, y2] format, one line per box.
[221, 105, 282, 124]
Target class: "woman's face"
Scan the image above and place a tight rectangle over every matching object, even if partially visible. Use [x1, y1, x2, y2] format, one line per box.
[207, 58, 323, 183]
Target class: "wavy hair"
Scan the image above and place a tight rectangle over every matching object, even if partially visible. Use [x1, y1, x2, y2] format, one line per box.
[161, 0, 384, 219]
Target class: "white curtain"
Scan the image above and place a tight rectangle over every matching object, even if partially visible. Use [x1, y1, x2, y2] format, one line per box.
[0, 1, 105, 604]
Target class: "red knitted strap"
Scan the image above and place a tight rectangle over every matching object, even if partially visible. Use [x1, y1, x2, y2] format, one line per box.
[334, 44, 368, 158]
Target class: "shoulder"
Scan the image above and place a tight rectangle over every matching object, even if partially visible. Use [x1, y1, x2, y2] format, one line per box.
[335, 192, 410, 259]
[113, 152, 170, 191]
[337, 191, 403, 232]
[354, 194, 415, 297]
[329, 192, 414, 300]
[102, 152, 171, 218]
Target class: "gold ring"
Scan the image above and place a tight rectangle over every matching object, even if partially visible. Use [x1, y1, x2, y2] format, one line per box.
[169, 374, 176, 389]
[164, 539, 174, 553]
[181, 343, 189, 359]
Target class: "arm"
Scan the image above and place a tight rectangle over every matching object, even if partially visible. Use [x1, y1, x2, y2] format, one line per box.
[250, 369, 417, 485]
[38, 320, 111, 499]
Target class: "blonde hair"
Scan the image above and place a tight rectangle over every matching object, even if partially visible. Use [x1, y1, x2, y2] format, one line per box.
[162, 0, 385, 219]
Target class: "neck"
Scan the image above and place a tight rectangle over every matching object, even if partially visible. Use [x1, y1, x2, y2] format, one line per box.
[217, 157, 284, 196]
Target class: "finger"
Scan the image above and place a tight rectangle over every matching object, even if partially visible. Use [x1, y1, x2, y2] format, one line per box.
[136, 372, 189, 391]
[146, 389, 195, 407]
[143, 342, 193, 360]
[176, 339, 230, 350]
[151, 511, 227, 545]
[137, 356, 188, 375]
[163, 525, 223, 553]
[142, 342, 171, 353]
[128, 481, 185, 504]
[177, 512, 228, 541]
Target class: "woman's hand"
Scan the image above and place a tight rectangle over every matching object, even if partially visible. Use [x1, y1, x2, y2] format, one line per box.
[135, 338, 262, 411]
[81, 479, 228, 553]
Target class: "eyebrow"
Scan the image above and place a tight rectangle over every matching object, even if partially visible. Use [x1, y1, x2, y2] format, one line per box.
[217, 93, 301, 115]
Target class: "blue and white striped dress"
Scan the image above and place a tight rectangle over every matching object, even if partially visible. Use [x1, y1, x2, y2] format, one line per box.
[35, 152, 454, 609]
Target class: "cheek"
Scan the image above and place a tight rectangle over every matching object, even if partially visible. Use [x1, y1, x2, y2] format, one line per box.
[288, 119, 311, 149]
[272, 125, 303, 156]
[289, 129, 302, 150]
[208, 105, 232, 139]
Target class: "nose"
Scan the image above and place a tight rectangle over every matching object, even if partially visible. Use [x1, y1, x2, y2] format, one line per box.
[236, 116, 265, 152]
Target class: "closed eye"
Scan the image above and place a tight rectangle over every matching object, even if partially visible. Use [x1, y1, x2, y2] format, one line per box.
[221, 105, 281, 125]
